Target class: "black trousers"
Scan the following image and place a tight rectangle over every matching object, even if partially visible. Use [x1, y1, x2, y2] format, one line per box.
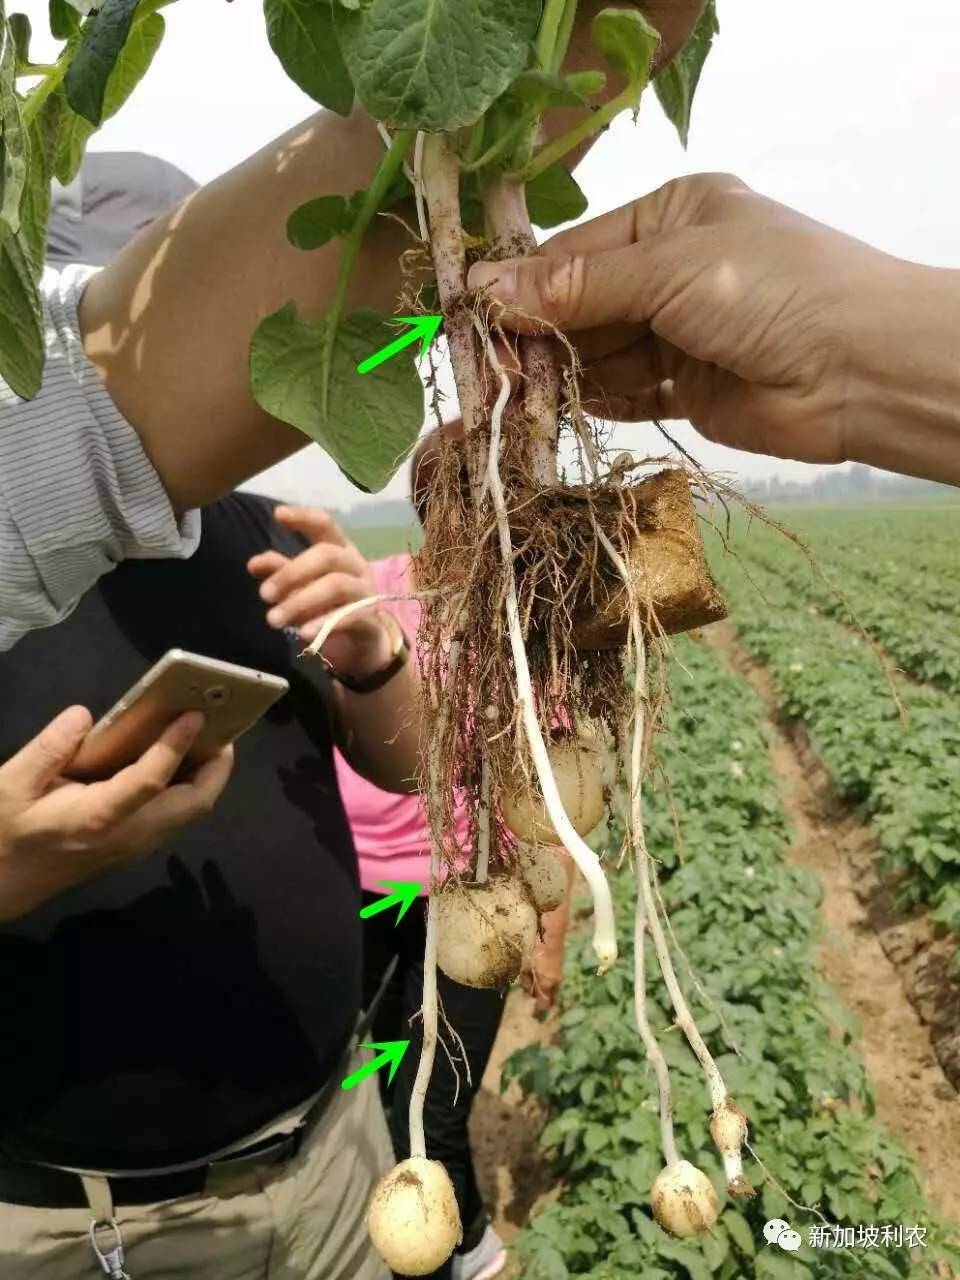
[361, 891, 506, 1280]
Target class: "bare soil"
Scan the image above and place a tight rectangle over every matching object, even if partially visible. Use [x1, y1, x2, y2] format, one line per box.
[470, 988, 558, 1250]
[710, 621, 960, 1223]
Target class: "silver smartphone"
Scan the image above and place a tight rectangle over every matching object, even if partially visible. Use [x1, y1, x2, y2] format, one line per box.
[67, 649, 290, 781]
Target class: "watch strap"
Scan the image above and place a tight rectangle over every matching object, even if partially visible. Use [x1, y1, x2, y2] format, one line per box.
[328, 611, 410, 694]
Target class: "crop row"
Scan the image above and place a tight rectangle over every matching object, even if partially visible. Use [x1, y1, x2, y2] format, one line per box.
[506, 637, 958, 1279]
[712, 553, 960, 952]
[715, 525, 960, 694]
[760, 505, 960, 608]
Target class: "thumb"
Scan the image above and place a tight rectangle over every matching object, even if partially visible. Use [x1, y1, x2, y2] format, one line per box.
[2, 706, 93, 797]
[467, 229, 702, 336]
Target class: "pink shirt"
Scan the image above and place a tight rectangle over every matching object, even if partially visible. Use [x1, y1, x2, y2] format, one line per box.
[334, 553, 470, 895]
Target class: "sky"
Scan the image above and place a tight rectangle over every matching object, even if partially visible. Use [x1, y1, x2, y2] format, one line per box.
[23, 0, 960, 512]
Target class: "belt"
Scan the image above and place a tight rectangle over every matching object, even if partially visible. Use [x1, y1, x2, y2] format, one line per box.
[0, 1123, 309, 1209]
[0, 958, 397, 1211]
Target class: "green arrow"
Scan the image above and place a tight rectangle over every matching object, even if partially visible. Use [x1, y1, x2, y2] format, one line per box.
[356, 315, 442, 375]
[359, 879, 422, 925]
[341, 1040, 410, 1091]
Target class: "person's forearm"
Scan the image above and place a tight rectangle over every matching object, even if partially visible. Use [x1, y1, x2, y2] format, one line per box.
[77, 5, 696, 515]
[335, 662, 421, 794]
[79, 108, 400, 512]
[845, 263, 960, 485]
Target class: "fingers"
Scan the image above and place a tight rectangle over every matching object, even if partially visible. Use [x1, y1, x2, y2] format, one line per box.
[146, 746, 234, 831]
[577, 336, 674, 421]
[89, 712, 206, 825]
[3, 706, 94, 797]
[469, 228, 703, 336]
[257, 541, 368, 621]
[273, 505, 348, 547]
[466, 174, 760, 337]
[267, 573, 371, 633]
[113, 746, 235, 858]
[247, 549, 287, 581]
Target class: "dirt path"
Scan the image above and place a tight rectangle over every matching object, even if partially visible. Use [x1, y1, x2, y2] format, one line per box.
[709, 622, 960, 1224]
[470, 989, 557, 1249]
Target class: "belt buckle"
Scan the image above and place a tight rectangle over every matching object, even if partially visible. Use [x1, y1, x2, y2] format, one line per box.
[88, 1219, 131, 1278]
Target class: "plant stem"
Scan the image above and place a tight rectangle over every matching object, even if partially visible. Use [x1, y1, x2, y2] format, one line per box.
[462, 117, 487, 167]
[410, 622, 465, 1158]
[518, 82, 643, 182]
[536, 0, 569, 70]
[622, 624, 678, 1167]
[320, 128, 414, 413]
[478, 322, 617, 972]
[21, 55, 70, 128]
[551, 0, 579, 73]
[632, 763, 680, 1167]
[482, 176, 559, 484]
[408, 845, 440, 1160]
[460, 116, 532, 174]
[421, 133, 486, 496]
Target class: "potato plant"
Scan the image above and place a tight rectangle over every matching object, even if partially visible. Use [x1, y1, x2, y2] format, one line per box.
[713, 523, 960, 979]
[507, 638, 960, 1279]
[0, 0, 779, 1273]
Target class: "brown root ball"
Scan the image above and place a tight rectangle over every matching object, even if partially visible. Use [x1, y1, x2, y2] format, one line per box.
[436, 878, 538, 988]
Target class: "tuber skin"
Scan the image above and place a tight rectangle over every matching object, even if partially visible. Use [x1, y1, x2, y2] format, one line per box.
[651, 1160, 720, 1238]
[517, 844, 568, 914]
[367, 1156, 462, 1276]
[709, 1096, 754, 1197]
[436, 877, 538, 989]
[501, 741, 606, 846]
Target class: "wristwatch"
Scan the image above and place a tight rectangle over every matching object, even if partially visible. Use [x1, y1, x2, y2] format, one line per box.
[326, 610, 410, 694]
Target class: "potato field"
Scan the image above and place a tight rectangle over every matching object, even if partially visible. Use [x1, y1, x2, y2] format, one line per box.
[353, 500, 960, 1279]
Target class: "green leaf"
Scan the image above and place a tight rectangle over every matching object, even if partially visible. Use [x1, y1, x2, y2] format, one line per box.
[509, 69, 589, 112]
[8, 12, 30, 66]
[56, 11, 164, 184]
[249, 303, 424, 493]
[657, 1239, 714, 1280]
[565, 69, 606, 98]
[0, 228, 43, 397]
[722, 1211, 756, 1257]
[64, 0, 140, 125]
[49, 0, 80, 40]
[286, 168, 410, 251]
[334, 0, 542, 131]
[593, 7, 660, 87]
[1, 11, 28, 237]
[525, 162, 586, 229]
[287, 194, 356, 251]
[23, 108, 57, 274]
[756, 1252, 810, 1280]
[655, 0, 718, 147]
[263, 0, 354, 116]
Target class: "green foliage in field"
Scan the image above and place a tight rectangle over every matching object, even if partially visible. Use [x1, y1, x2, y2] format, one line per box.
[738, 505, 960, 693]
[709, 507, 960, 958]
[346, 522, 420, 560]
[506, 638, 959, 1279]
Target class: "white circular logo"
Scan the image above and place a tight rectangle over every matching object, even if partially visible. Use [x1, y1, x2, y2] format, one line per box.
[763, 1219, 790, 1245]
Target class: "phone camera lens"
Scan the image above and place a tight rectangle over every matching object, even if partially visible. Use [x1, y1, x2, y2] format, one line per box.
[205, 684, 229, 706]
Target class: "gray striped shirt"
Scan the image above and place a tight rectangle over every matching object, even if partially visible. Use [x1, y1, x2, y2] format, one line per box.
[0, 265, 200, 652]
